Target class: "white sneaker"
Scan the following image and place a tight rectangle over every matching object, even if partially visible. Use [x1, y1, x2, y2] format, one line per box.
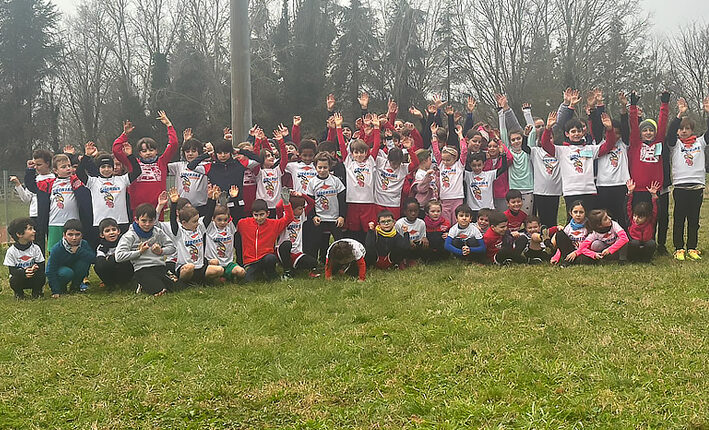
[135, 284, 142, 294]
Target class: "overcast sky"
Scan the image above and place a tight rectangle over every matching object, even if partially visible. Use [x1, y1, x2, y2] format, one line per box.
[52, 0, 708, 35]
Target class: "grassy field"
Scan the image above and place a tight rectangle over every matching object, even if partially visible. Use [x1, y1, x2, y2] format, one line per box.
[0, 198, 708, 428]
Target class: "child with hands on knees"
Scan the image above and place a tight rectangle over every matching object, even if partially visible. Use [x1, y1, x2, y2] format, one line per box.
[95, 217, 135, 289]
[444, 204, 486, 262]
[45, 219, 96, 298]
[395, 198, 428, 266]
[626, 179, 660, 262]
[115, 203, 177, 296]
[483, 210, 529, 265]
[4, 218, 46, 299]
[365, 211, 410, 270]
[276, 192, 319, 279]
[550, 200, 589, 266]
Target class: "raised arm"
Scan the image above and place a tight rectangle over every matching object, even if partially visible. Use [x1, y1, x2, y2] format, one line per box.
[113, 120, 134, 172]
[156, 111, 179, 163]
[597, 113, 618, 157]
[628, 92, 641, 148]
[335, 113, 347, 159]
[540, 112, 557, 157]
[655, 91, 671, 144]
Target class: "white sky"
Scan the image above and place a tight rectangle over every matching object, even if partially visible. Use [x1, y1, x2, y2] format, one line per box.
[52, 0, 708, 35]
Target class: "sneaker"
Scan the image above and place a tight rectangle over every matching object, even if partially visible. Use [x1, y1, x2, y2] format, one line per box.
[14, 293, 25, 300]
[687, 249, 702, 261]
[674, 249, 686, 261]
[166, 271, 179, 283]
[51, 293, 61, 299]
[79, 283, 89, 293]
[308, 271, 321, 278]
[281, 271, 293, 281]
[529, 257, 543, 265]
[136, 284, 143, 294]
[154, 289, 167, 297]
[502, 258, 513, 266]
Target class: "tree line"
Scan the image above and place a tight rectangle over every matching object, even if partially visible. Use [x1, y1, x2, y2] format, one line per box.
[0, 0, 708, 168]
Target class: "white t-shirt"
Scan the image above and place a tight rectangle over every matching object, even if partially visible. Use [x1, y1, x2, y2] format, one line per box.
[554, 144, 603, 195]
[596, 140, 629, 187]
[49, 178, 79, 226]
[205, 222, 236, 267]
[344, 155, 376, 203]
[169, 161, 209, 207]
[306, 175, 345, 222]
[464, 170, 496, 211]
[20, 173, 54, 217]
[448, 223, 483, 240]
[374, 155, 410, 207]
[563, 224, 588, 249]
[278, 210, 306, 255]
[286, 162, 317, 193]
[395, 217, 426, 242]
[255, 167, 283, 209]
[584, 221, 624, 248]
[438, 161, 465, 200]
[530, 148, 562, 196]
[87, 174, 131, 225]
[326, 238, 366, 261]
[175, 223, 206, 269]
[670, 137, 707, 186]
[157, 222, 178, 263]
[4, 243, 45, 271]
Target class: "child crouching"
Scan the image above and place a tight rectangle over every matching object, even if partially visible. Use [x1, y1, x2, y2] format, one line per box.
[4, 218, 45, 299]
[444, 204, 486, 262]
[95, 217, 134, 288]
[45, 219, 96, 297]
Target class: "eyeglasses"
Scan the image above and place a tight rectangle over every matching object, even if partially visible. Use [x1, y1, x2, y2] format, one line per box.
[379, 219, 394, 224]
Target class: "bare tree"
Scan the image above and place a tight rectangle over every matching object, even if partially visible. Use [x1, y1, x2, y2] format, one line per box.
[665, 23, 709, 109]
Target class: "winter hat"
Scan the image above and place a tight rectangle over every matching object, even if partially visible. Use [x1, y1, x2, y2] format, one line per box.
[639, 118, 657, 133]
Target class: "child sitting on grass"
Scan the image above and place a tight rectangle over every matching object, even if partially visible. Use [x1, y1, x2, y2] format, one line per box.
[550, 200, 589, 267]
[95, 217, 135, 289]
[277, 193, 319, 279]
[45, 219, 95, 298]
[205, 185, 246, 282]
[365, 210, 410, 269]
[423, 200, 450, 261]
[504, 189, 528, 233]
[626, 179, 660, 262]
[444, 204, 486, 262]
[4, 218, 45, 299]
[483, 210, 528, 265]
[576, 209, 629, 264]
[115, 203, 177, 296]
[325, 238, 367, 281]
[523, 216, 550, 264]
[395, 199, 428, 266]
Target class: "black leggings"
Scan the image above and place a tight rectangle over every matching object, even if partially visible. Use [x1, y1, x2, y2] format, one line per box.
[314, 221, 343, 264]
[597, 185, 627, 228]
[534, 194, 560, 228]
[422, 232, 448, 262]
[134, 266, 176, 295]
[94, 258, 134, 287]
[245, 254, 278, 282]
[278, 241, 318, 272]
[628, 239, 657, 262]
[554, 230, 579, 264]
[365, 239, 406, 266]
[10, 273, 46, 298]
[493, 235, 529, 264]
[633, 191, 669, 247]
[672, 188, 703, 250]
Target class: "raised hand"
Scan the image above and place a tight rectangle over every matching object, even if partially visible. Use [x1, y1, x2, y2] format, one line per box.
[626, 178, 636, 193]
[524, 124, 533, 136]
[432, 94, 445, 109]
[293, 115, 302, 126]
[157, 190, 168, 207]
[677, 97, 689, 115]
[388, 99, 398, 115]
[123, 120, 135, 135]
[466, 96, 477, 112]
[85, 141, 98, 157]
[629, 91, 640, 106]
[168, 187, 179, 203]
[156, 110, 172, 127]
[546, 111, 557, 129]
[647, 181, 661, 196]
[568, 89, 581, 106]
[426, 103, 437, 114]
[600, 112, 612, 130]
[368, 221, 376, 231]
[9, 175, 20, 186]
[183, 128, 193, 142]
[333, 112, 343, 127]
[522, 102, 531, 110]
[409, 106, 423, 118]
[357, 92, 369, 110]
[26, 160, 35, 169]
[229, 185, 240, 198]
[430, 122, 438, 136]
[204, 142, 214, 155]
[455, 124, 463, 138]
[618, 91, 629, 106]
[248, 125, 257, 137]
[594, 88, 604, 105]
[495, 94, 508, 109]
[122, 142, 133, 156]
[371, 113, 381, 128]
[444, 105, 454, 116]
[63, 144, 75, 155]
[327, 93, 336, 111]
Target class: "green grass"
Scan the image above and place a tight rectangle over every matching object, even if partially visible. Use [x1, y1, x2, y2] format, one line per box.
[0, 198, 708, 428]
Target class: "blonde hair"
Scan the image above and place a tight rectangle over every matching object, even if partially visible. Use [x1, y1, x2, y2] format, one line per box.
[52, 154, 70, 169]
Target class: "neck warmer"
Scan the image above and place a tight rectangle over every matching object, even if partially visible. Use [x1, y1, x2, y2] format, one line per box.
[140, 156, 158, 164]
[375, 226, 397, 237]
[424, 216, 445, 231]
[132, 221, 154, 239]
[680, 135, 697, 146]
[569, 219, 586, 231]
[62, 238, 77, 253]
[14, 241, 32, 251]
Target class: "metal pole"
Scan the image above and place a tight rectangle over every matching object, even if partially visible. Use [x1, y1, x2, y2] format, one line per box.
[3, 170, 8, 239]
[231, 0, 253, 142]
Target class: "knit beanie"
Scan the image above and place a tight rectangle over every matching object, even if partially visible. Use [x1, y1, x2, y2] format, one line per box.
[639, 118, 657, 133]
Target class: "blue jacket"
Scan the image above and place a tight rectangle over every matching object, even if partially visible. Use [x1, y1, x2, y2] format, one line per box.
[46, 240, 96, 291]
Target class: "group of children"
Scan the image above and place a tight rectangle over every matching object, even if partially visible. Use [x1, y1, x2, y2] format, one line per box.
[4, 89, 707, 298]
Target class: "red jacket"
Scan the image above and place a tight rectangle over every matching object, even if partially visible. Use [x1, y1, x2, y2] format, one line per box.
[627, 192, 657, 242]
[237, 203, 294, 265]
[628, 103, 668, 190]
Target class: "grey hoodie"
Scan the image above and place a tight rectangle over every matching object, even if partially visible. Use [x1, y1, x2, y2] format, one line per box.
[115, 225, 176, 271]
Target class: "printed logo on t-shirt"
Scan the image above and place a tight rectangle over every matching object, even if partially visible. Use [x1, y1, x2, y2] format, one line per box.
[216, 242, 227, 258]
[640, 144, 659, 163]
[296, 166, 316, 191]
[681, 144, 700, 166]
[100, 181, 121, 208]
[470, 175, 490, 200]
[569, 149, 584, 173]
[609, 149, 619, 167]
[16, 255, 35, 269]
[287, 220, 301, 243]
[543, 156, 558, 174]
[184, 232, 203, 262]
[262, 171, 278, 197]
[379, 168, 397, 190]
[138, 162, 162, 182]
[441, 166, 457, 188]
[354, 165, 370, 187]
[52, 183, 73, 209]
[180, 171, 201, 192]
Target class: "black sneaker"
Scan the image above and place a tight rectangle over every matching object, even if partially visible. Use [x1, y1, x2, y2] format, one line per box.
[529, 257, 544, 265]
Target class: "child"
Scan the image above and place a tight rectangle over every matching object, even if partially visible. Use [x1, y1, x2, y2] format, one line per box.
[168, 129, 210, 216]
[550, 200, 588, 266]
[626, 179, 660, 262]
[576, 209, 629, 263]
[483, 210, 528, 265]
[13, 149, 54, 230]
[525, 105, 562, 228]
[252, 125, 289, 216]
[306, 152, 346, 263]
[444, 204, 486, 262]
[277, 193, 319, 278]
[365, 211, 410, 269]
[115, 203, 177, 296]
[374, 145, 419, 219]
[4, 218, 45, 299]
[78, 141, 141, 240]
[410, 149, 435, 215]
[504, 189, 528, 233]
[45, 219, 95, 297]
[541, 111, 617, 213]
[112, 111, 178, 217]
[523, 216, 550, 264]
[285, 138, 317, 193]
[25, 154, 88, 251]
[395, 198, 428, 265]
[204, 185, 246, 281]
[337, 112, 381, 243]
[238, 192, 294, 282]
[423, 200, 450, 260]
[497, 95, 534, 215]
[465, 152, 508, 218]
[431, 123, 467, 224]
[95, 217, 135, 288]
[324, 238, 367, 281]
[474, 208, 491, 234]
[169, 185, 224, 283]
[665, 97, 708, 261]
[483, 138, 513, 211]
[236, 141, 260, 213]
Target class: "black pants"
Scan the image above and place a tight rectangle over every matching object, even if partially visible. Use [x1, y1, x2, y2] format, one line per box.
[10, 273, 45, 298]
[245, 254, 278, 282]
[134, 266, 176, 295]
[422, 232, 448, 262]
[94, 257, 134, 287]
[534, 194, 560, 228]
[632, 191, 669, 247]
[672, 188, 703, 250]
[278, 241, 318, 272]
[494, 235, 529, 264]
[524, 247, 550, 262]
[628, 239, 657, 262]
[554, 230, 578, 265]
[314, 221, 343, 264]
[451, 238, 485, 262]
[597, 185, 627, 228]
[365, 239, 406, 267]
[564, 194, 597, 221]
